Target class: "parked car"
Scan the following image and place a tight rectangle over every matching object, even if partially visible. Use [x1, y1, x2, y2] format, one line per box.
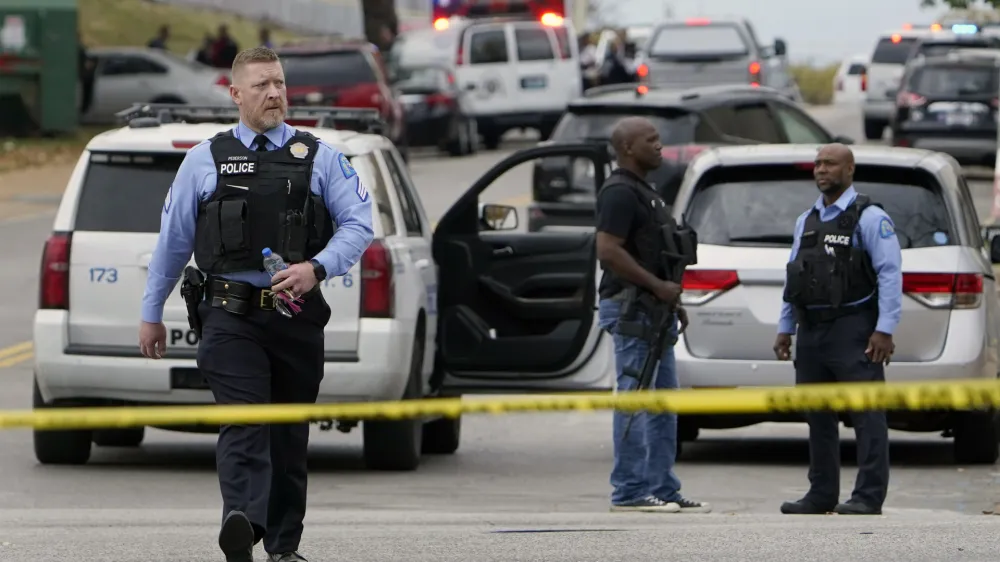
[527, 83, 851, 232]
[81, 47, 233, 125]
[670, 143, 1000, 464]
[276, 41, 409, 161]
[392, 64, 478, 156]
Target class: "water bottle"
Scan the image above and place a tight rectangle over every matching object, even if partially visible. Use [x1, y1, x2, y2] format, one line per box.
[262, 248, 288, 276]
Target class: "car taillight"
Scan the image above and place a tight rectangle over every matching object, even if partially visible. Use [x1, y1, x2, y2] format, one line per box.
[426, 92, 455, 108]
[748, 61, 761, 86]
[681, 269, 739, 306]
[902, 273, 982, 309]
[861, 73, 867, 92]
[660, 144, 709, 163]
[39, 232, 71, 310]
[215, 74, 230, 87]
[360, 240, 394, 317]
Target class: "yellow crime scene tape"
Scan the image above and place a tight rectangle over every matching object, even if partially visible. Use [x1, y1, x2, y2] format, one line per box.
[4, 378, 1000, 431]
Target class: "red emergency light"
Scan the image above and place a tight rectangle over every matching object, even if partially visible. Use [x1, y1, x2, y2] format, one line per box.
[432, 0, 565, 25]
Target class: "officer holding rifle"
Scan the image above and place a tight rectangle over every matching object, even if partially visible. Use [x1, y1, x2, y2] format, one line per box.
[594, 116, 710, 514]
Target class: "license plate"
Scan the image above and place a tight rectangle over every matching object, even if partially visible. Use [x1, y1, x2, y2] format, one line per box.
[945, 112, 975, 126]
[520, 76, 547, 89]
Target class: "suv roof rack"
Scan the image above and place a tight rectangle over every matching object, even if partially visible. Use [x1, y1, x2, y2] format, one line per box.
[114, 103, 387, 135]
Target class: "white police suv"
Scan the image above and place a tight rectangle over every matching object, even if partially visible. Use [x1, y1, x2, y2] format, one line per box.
[32, 104, 617, 471]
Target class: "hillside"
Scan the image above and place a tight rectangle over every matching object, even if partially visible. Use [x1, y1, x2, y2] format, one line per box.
[78, 0, 312, 55]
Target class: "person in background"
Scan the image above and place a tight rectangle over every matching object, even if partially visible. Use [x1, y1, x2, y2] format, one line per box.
[259, 27, 273, 49]
[213, 24, 240, 68]
[78, 33, 96, 116]
[148, 25, 169, 50]
[195, 34, 215, 66]
[599, 40, 635, 86]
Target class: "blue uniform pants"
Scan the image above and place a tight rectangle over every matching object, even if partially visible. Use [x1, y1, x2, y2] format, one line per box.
[598, 298, 683, 505]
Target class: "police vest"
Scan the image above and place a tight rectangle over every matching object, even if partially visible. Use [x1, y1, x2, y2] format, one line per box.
[193, 129, 336, 274]
[598, 172, 696, 295]
[783, 194, 879, 311]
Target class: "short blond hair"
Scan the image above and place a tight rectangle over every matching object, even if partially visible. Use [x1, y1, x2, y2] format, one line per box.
[231, 46, 280, 78]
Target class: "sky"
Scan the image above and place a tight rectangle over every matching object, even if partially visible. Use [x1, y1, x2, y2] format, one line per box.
[594, 0, 948, 65]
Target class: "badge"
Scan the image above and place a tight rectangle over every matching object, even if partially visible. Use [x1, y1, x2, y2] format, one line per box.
[289, 142, 309, 159]
[355, 178, 369, 202]
[339, 153, 357, 179]
[879, 217, 895, 239]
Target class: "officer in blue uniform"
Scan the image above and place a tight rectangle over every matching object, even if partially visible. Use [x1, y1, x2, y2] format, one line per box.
[774, 143, 902, 516]
[138, 47, 374, 562]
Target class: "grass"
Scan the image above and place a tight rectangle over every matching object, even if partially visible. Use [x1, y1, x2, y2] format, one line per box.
[790, 63, 840, 106]
[0, 0, 315, 174]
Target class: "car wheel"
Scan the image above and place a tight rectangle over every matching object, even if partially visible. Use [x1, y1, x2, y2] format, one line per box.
[447, 119, 469, 157]
[32, 376, 92, 465]
[422, 413, 461, 455]
[953, 410, 1000, 465]
[93, 427, 145, 448]
[863, 119, 884, 141]
[362, 324, 425, 471]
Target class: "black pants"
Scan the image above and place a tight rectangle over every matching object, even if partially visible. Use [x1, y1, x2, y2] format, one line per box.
[196, 293, 330, 554]
[795, 310, 890, 509]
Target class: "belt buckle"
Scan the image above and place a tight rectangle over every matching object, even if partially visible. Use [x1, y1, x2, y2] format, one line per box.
[260, 289, 276, 311]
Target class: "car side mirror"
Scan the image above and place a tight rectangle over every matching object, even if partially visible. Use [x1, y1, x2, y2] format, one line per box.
[479, 203, 518, 231]
[774, 38, 787, 57]
[983, 225, 1000, 263]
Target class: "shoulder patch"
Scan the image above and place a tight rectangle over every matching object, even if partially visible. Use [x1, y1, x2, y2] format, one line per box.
[879, 216, 895, 239]
[355, 177, 369, 202]
[339, 153, 357, 179]
[163, 185, 172, 213]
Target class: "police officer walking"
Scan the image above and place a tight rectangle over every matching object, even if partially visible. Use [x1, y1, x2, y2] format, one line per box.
[138, 47, 375, 561]
[595, 116, 710, 514]
[774, 143, 901, 516]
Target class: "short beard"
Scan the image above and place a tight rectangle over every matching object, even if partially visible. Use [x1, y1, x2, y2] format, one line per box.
[818, 179, 843, 194]
[251, 107, 285, 132]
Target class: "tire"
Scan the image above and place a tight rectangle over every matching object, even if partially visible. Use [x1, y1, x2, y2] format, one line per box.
[953, 411, 1000, 465]
[362, 327, 425, 471]
[422, 414, 461, 455]
[32, 377, 92, 465]
[446, 119, 470, 157]
[863, 119, 884, 141]
[93, 427, 145, 448]
[482, 130, 501, 150]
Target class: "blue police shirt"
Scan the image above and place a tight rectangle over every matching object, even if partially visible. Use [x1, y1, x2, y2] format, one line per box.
[777, 185, 903, 336]
[140, 121, 375, 324]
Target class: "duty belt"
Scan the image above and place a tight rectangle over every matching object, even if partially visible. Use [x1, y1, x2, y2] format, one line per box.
[796, 297, 877, 327]
[204, 275, 319, 315]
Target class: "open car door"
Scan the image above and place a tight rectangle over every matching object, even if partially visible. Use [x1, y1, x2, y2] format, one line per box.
[432, 144, 615, 393]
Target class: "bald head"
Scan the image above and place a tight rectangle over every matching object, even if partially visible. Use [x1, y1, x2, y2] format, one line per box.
[814, 142, 855, 196]
[610, 116, 662, 173]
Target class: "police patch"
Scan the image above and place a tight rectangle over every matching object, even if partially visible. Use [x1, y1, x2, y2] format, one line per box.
[355, 178, 369, 202]
[879, 217, 895, 239]
[339, 153, 357, 179]
[219, 161, 257, 175]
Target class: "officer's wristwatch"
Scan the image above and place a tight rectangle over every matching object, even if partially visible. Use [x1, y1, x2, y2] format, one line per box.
[309, 259, 327, 282]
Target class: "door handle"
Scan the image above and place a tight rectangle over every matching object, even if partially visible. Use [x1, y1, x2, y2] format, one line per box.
[492, 246, 514, 256]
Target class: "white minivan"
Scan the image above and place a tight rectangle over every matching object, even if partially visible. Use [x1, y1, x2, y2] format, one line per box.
[387, 13, 582, 150]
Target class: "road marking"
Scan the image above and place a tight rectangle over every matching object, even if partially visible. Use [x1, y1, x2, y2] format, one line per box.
[431, 193, 532, 230]
[0, 341, 33, 369]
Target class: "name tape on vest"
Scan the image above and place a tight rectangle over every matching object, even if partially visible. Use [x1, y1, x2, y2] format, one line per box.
[219, 162, 257, 175]
[823, 234, 851, 246]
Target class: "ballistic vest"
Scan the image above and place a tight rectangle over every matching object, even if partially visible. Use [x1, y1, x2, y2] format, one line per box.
[783, 194, 879, 311]
[193, 129, 335, 274]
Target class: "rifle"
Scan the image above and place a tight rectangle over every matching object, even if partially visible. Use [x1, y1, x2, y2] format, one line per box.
[616, 215, 698, 440]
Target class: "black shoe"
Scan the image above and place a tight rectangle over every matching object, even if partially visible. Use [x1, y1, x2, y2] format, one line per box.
[834, 499, 882, 515]
[780, 498, 835, 514]
[219, 510, 255, 562]
[268, 553, 308, 562]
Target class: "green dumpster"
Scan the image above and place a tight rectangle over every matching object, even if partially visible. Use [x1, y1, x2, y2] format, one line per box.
[0, 0, 78, 136]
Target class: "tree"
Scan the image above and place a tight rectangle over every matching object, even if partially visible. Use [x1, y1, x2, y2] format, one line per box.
[920, 0, 1000, 7]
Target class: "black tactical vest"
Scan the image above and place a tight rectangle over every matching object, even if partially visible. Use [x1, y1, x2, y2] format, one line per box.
[783, 194, 880, 313]
[598, 171, 697, 298]
[193, 129, 336, 274]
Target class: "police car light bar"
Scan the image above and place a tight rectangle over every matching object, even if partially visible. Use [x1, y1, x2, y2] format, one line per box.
[114, 103, 387, 135]
[432, 0, 565, 24]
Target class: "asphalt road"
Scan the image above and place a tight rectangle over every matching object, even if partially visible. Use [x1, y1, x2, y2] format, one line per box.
[1, 104, 1000, 561]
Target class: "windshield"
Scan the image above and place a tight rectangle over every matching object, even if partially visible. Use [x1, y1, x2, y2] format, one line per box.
[909, 64, 998, 96]
[647, 24, 749, 58]
[389, 28, 460, 70]
[917, 42, 997, 57]
[551, 110, 697, 145]
[280, 51, 376, 87]
[684, 180, 953, 249]
[76, 152, 377, 233]
[872, 37, 918, 64]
